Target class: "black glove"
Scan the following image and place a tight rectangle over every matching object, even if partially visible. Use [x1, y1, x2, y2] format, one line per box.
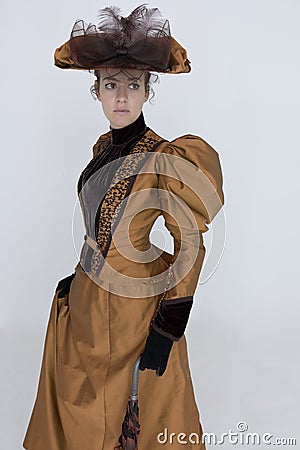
[139, 327, 173, 377]
[55, 273, 75, 298]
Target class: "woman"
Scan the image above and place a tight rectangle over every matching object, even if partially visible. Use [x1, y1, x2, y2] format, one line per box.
[23, 5, 225, 450]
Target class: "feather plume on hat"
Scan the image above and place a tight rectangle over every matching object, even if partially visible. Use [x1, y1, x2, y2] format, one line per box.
[54, 4, 191, 74]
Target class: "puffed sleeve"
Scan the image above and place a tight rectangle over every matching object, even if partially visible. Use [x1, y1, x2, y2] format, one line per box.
[150, 134, 225, 341]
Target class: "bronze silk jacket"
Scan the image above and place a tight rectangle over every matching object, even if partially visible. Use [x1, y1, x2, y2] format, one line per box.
[77, 120, 224, 342]
[23, 114, 225, 450]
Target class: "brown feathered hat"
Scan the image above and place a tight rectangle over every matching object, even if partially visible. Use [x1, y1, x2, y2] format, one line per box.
[54, 4, 191, 74]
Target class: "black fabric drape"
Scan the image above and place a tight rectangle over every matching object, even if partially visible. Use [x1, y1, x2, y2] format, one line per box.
[77, 112, 148, 196]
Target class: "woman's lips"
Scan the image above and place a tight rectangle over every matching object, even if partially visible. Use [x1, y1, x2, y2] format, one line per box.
[114, 109, 129, 115]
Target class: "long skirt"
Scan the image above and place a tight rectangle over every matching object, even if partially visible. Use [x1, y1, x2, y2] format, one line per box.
[23, 261, 206, 450]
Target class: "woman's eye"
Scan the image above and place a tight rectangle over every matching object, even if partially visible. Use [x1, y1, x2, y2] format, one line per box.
[129, 83, 140, 90]
[105, 82, 116, 89]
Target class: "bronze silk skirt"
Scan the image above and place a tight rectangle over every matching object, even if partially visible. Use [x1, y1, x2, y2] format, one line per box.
[23, 261, 206, 450]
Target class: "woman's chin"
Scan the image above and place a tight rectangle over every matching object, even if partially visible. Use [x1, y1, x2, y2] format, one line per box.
[110, 114, 136, 129]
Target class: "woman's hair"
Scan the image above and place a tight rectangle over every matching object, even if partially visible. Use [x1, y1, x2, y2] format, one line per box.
[90, 69, 158, 103]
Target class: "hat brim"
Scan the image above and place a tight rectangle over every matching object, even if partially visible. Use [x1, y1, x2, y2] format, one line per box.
[54, 36, 191, 74]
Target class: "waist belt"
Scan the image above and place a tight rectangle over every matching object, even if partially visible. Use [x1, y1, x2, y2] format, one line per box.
[79, 234, 103, 276]
[84, 234, 100, 252]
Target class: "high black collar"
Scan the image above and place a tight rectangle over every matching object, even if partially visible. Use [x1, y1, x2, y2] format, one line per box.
[110, 112, 147, 145]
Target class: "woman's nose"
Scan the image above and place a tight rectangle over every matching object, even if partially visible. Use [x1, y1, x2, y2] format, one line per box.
[116, 84, 128, 101]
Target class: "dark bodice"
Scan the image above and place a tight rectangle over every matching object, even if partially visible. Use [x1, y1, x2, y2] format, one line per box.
[77, 112, 149, 196]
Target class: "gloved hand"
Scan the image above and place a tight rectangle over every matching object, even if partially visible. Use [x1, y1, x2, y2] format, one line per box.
[55, 273, 75, 299]
[139, 327, 173, 377]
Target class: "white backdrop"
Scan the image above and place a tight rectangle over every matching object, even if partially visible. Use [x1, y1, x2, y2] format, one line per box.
[1, 0, 300, 449]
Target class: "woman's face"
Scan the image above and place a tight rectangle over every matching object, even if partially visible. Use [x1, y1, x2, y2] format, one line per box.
[95, 68, 149, 129]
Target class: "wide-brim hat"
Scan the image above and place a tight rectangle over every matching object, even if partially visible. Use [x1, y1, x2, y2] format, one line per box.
[54, 4, 191, 74]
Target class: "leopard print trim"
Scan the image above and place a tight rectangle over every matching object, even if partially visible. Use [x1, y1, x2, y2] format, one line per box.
[82, 129, 166, 277]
